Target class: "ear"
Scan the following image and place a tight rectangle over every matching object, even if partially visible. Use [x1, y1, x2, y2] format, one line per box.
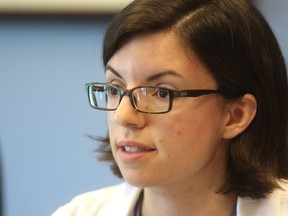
[222, 94, 257, 139]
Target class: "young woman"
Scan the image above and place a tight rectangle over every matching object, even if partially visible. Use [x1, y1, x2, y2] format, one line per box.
[53, 0, 288, 215]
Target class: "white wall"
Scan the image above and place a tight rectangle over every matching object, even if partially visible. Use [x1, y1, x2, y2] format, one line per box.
[0, 1, 287, 216]
[0, 0, 133, 14]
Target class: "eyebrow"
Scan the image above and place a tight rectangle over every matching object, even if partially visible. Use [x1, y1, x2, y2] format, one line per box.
[106, 65, 183, 82]
[146, 70, 182, 81]
[106, 65, 123, 78]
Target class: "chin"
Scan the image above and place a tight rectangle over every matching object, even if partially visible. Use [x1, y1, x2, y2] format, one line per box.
[121, 171, 155, 188]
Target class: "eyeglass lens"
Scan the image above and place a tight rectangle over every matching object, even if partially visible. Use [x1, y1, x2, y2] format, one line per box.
[89, 84, 171, 113]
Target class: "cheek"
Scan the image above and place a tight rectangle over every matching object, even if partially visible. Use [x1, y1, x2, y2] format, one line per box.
[108, 113, 113, 127]
[155, 103, 226, 150]
[156, 113, 205, 139]
[154, 110, 226, 171]
[107, 113, 116, 139]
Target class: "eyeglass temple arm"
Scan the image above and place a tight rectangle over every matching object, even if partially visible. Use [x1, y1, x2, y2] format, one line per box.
[173, 89, 219, 97]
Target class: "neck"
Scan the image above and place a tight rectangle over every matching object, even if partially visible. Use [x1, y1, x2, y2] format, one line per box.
[142, 183, 237, 216]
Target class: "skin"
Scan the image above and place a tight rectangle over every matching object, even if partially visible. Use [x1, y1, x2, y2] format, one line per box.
[105, 31, 248, 215]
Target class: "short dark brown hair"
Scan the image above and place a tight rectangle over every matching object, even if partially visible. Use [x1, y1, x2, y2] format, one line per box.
[97, 0, 288, 199]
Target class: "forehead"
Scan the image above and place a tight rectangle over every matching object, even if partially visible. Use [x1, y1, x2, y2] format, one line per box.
[106, 31, 215, 87]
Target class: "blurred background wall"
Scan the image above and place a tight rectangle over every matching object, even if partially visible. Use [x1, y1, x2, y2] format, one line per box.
[0, 0, 287, 215]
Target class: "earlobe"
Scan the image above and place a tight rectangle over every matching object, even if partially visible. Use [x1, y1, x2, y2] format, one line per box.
[223, 94, 257, 139]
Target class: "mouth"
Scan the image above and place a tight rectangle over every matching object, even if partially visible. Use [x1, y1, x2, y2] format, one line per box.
[121, 146, 155, 153]
[117, 140, 156, 162]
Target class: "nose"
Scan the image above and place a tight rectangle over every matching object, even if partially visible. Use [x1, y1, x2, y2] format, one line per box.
[112, 95, 146, 128]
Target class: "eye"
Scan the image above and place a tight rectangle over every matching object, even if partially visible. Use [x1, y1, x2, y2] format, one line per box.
[107, 86, 119, 96]
[155, 88, 169, 99]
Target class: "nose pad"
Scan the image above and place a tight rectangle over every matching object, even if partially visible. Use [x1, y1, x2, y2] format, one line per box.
[131, 95, 138, 109]
[118, 94, 136, 111]
[119, 89, 139, 111]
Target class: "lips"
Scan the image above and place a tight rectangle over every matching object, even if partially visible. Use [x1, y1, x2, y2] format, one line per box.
[117, 140, 156, 162]
[118, 140, 155, 151]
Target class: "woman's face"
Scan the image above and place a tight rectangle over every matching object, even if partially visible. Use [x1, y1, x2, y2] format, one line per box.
[106, 31, 231, 189]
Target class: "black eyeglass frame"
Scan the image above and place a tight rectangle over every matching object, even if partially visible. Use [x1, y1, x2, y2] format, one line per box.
[85, 82, 225, 114]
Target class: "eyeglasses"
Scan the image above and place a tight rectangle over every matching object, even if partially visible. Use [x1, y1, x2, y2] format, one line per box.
[85, 82, 220, 114]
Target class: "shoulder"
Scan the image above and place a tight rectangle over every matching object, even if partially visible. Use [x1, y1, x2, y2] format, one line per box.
[52, 182, 142, 216]
[237, 179, 288, 216]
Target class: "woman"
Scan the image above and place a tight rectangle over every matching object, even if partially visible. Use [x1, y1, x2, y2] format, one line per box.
[53, 0, 288, 215]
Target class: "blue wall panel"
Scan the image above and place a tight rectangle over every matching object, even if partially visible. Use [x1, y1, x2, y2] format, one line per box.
[0, 1, 287, 215]
[0, 19, 122, 216]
